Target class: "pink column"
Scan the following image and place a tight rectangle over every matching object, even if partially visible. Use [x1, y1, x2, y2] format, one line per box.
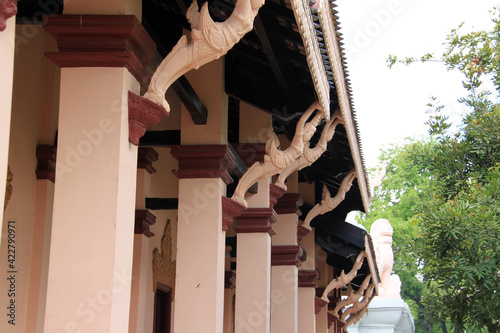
[42, 15, 155, 332]
[270, 193, 303, 333]
[170, 145, 236, 333]
[0, 0, 16, 243]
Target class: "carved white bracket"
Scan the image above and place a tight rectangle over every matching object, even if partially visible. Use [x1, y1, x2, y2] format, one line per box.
[369, 161, 387, 196]
[320, 250, 365, 303]
[302, 168, 356, 230]
[231, 102, 322, 207]
[275, 109, 343, 190]
[143, 0, 265, 112]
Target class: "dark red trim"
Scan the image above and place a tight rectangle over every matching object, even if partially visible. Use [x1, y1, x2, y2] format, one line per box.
[43, 14, 156, 86]
[135, 209, 156, 238]
[274, 193, 303, 215]
[225, 271, 236, 289]
[234, 207, 277, 236]
[35, 145, 57, 183]
[298, 270, 318, 288]
[271, 245, 302, 267]
[328, 312, 336, 329]
[138, 147, 159, 174]
[297, 225, 311, 243]
[231, 143, 266, 167]
[170, 145, 235, 185]
[269, 184, 286, 209]
[315, 296, 328, 315]
[0, 0, 17, 32]
[128, 91, 169, 146]
[222, 196, 246, 232]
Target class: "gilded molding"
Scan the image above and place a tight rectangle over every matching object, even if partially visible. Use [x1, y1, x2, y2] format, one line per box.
[152, 219, 176, 293]
[0, 0, 17, 32]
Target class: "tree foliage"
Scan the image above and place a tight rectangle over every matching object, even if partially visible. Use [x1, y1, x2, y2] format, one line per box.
[366, 7, 500, 333]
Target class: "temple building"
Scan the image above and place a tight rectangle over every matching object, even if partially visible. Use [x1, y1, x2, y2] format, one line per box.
[0, 0, 380, 332]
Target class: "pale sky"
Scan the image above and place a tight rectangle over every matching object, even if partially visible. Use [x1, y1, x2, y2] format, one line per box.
[336, 0, 496, 167]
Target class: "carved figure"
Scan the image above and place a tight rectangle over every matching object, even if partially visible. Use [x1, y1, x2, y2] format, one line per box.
[371, 218, 401, 298]
[320, 251, 365, 303]
[231, 102, 322, 207]
[302, 169, 356, 230]
[0, 0, 17, 32]
[144, 0, 264, 112]
[369, 161, 387, 195]
[276, 109, 343, 190]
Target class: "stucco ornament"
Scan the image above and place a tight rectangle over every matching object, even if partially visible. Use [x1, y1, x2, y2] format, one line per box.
[276, 109, 343, 190]
[0, 0, 17, 32]
[231, 102, 322, 207]
[152, 219, 176, 293]
[4, 165, 12, 211]
[143, 0, 264, 112]
[320, 250, 365, 303]
[370, 218, 401, 298]
[302, 168, 356, 230]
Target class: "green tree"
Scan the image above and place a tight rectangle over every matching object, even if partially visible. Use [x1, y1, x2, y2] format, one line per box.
[372, 6, 500, 332]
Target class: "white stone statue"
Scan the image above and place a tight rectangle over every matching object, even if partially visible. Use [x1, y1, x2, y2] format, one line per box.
[302, 169, 356, 230]
[370, 218, 401, 298]
[143, 0, 265, 112]
[231, 102, 323, 207]
[275, 109, 343, 190]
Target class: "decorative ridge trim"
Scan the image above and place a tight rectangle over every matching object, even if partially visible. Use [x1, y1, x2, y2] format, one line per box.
[274, 193, 303, 215]
[170, 145, 235, 185]
[35, 145, 57, 183]
[234, 207, 277, 236]
[289, 0, 330, 119]
[222, 196, 246, 232]
[298, 269, 318, 287]
[135, 209, 156, 238]
[137, 147, 159, 174]
[0, 0, 17, 32]
[317, 0, 371, 212]
[271, 245, 302, 267]
[43, 14, 156, 86]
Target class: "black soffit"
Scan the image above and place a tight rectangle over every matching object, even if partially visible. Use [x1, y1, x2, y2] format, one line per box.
[142, 0, 365, 213]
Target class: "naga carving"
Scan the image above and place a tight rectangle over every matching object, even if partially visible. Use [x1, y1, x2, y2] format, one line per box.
[143, 0, 264, 112]
[320, 250, 365, 303]
[231, 102, 322, 207]
[275, 109, 342, 190]
[302, 168, 356, 230]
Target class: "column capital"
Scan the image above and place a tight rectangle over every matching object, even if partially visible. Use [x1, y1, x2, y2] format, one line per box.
[298, 269, 318, 288]
[44, 14, 156, 86]
[231, 143, 265, 167]
[137, 147, 159, 174]
[222, 196, 245, 231]
[170, 145, 235, 185]
[274, 193, 303, 215]
[0, 0, 17, 32]
[271, 245, 302, 267]
[35, 145, 57, 183]
[234, 207, 277, 236]
[135, 209, 156, 238]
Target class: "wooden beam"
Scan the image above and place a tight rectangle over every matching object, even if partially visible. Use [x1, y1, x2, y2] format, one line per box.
[172, 76, 208, 125]
[139, 130, 181, 146]
[145, 198, 179, 210]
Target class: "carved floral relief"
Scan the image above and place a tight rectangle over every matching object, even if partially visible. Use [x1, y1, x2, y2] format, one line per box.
[152, 219, 176, 293]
